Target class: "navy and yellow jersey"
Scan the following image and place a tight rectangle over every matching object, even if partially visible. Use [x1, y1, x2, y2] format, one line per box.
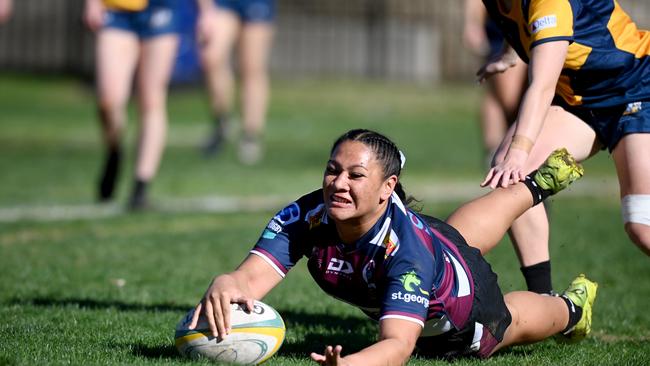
[483, 0, 650, 108]
[103, 0, 148, 11]
[251, 189, 475, 336]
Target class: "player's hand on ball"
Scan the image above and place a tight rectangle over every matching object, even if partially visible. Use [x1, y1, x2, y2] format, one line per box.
[189, 274, 255, 339]
[311, 345, 349, 366]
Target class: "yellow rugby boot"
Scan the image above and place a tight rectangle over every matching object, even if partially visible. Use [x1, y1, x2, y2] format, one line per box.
[558, 274, 598, 343]
[534, 148, 584, 194]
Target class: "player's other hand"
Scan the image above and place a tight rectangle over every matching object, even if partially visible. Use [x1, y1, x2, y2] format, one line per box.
[196, 6, 219, 47]
[476, 46, 519, 83]
[311, 345, 349, 366]
[83, 0, 104, 32]
[0, 0, 13, 24]
[481, 148, 529, 189]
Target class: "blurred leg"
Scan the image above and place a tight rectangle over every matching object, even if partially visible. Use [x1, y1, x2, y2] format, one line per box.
[135, 33, 178, 181]
[480, 91, 508, 162]
[490, 59, 527, 124]
[200, 8, 240, 155]
[237, 22, 273, 164]
[95, 29, 140, 200]
[613, 133, 650, 255]
[238, 22, 273, 142]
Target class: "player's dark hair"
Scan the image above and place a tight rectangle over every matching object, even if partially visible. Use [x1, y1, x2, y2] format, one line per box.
[330, 129, 417, 206]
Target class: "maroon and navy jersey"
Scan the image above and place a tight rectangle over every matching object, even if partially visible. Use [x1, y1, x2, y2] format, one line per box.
[251, 189, 475, 336]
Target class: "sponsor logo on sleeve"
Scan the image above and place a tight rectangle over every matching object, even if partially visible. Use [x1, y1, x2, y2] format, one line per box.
[262, 229, 277, 240]
[262, 218, 283, 239]
[274, 202, 300, 225]
[390, 270, 430, 308]
[531, 15, 558, 34]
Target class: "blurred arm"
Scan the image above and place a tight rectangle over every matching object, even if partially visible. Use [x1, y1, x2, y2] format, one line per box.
[481, 40, 568, 188]
[83, 0, 105, 32]
[0, 0, 12, 24]
[463, 0, 489, 56]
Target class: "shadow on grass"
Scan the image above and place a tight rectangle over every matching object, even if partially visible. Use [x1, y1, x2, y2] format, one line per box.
[9, 297, 191, 313]
[132, 343, 182, 361]
[277, 310, 375, 357]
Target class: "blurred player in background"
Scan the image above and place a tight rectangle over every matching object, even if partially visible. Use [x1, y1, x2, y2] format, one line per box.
[83, 0, 179, 210]
[479, 0, 650, 292]
[463, 0, 527, 164]
[0, 0, 12, 23]
[196, 0, 275, 165]
[464, 0, 552, 294]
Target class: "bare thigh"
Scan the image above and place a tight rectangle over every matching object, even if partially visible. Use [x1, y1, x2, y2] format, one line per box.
[238, 22, 274, 74]
[96, 29, 140, 108]
[495, 106, 602, 172]
[200, 9, 240, 68]
[137, 34, 179, 108]
[490, 59, 527, 122]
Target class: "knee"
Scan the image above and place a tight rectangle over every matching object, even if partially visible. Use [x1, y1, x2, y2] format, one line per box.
[240, 56, 267, 79]
[201, 50, 229, 72]
[97, 95, 124, 116]
[624, 223, 650, 256]
[138, 90, 167, 113]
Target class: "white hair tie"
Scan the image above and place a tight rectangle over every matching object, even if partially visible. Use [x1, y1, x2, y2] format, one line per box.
[399, 150, 406, 169]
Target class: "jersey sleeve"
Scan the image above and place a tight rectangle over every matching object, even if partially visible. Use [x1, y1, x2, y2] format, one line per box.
[528, 0, 574, 48]
[250, 200, 306, 278]
[379, 242, 435, 328]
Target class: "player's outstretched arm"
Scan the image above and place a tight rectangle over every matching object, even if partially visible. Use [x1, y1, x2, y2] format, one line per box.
[189, 254, 282, 339]
[311, 318, 421, 366]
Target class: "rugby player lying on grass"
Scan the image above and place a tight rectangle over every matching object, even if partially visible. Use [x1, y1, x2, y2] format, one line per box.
[191, 129, 597, 364]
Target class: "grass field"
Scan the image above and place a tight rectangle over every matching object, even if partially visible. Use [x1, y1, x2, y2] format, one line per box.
[0, 74, 648, 365]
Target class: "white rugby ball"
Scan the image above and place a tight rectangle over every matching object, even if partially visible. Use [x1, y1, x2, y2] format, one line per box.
[175, 301, 285, 364]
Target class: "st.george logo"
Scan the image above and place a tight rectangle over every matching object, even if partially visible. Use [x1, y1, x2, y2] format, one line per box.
[400, 270, 429, 296]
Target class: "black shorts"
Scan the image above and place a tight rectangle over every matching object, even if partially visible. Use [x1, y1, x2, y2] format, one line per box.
[416, 215, 512, 359]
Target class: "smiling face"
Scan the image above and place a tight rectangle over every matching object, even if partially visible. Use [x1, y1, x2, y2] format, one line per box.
[322, 140, 397, 234]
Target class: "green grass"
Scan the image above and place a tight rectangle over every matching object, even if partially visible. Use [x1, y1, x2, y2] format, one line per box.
[0, 74, 648, 365]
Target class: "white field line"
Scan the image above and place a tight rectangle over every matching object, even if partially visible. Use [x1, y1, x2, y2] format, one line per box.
[0, 178, 619, 223]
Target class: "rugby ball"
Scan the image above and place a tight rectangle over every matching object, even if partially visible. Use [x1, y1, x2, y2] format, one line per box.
[175, 301, 285, 364]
